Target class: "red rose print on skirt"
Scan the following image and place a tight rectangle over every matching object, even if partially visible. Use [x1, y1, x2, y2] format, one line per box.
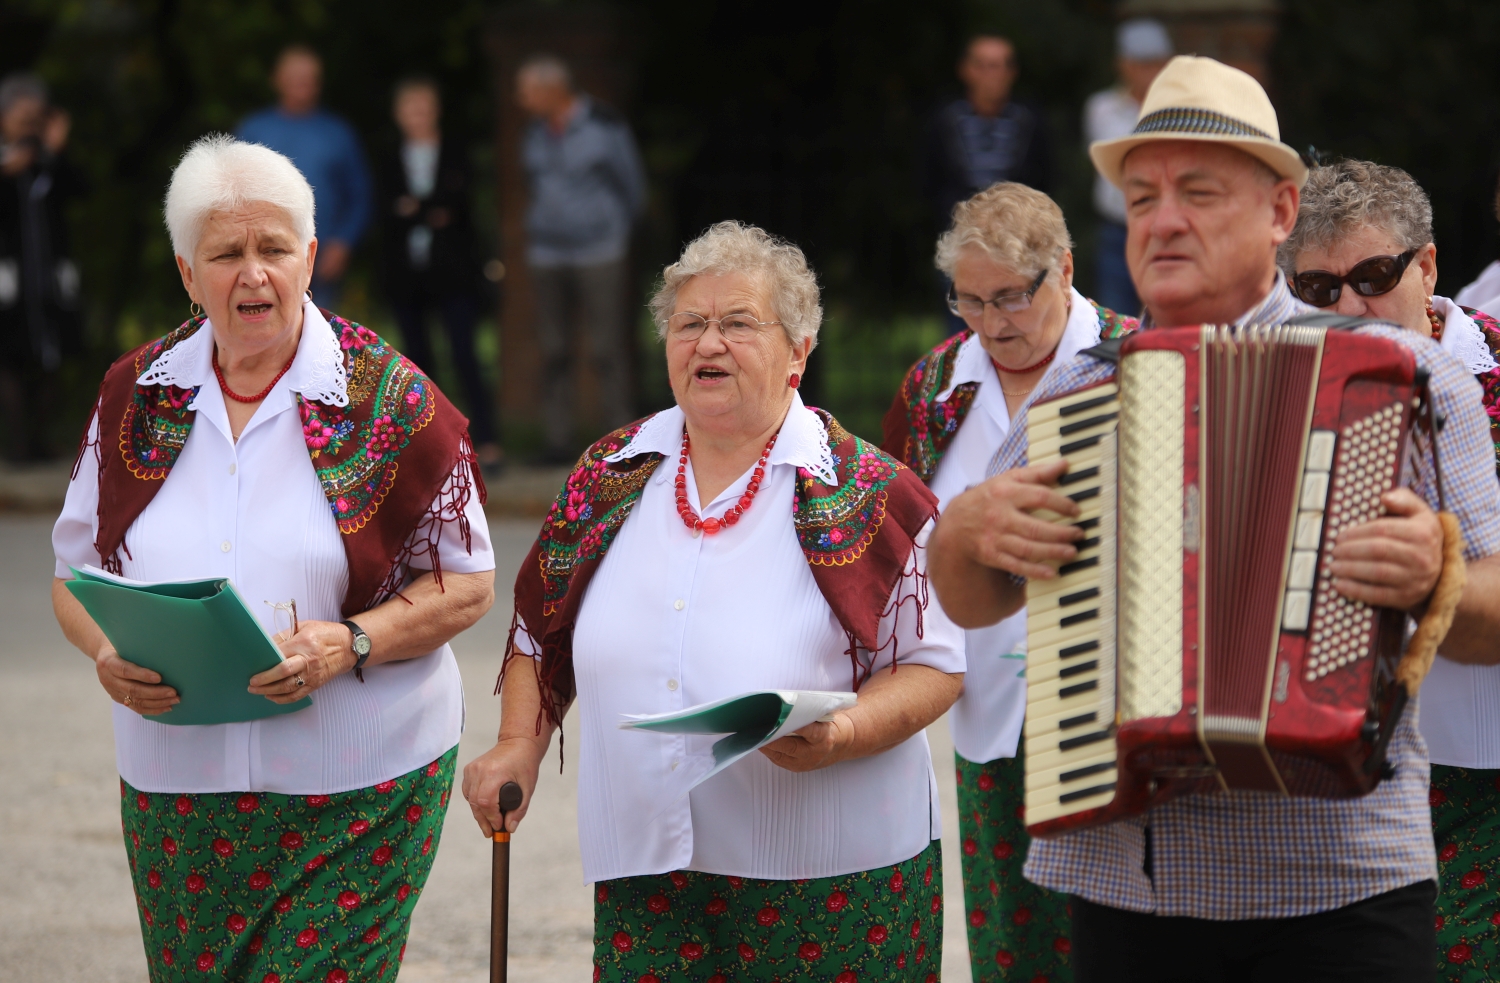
[867, 924, 888, 944]
[798, 941, 823, 961]
[279, 831, 304, 849]
[235, 794, 259, 813]
[295, 928, 319, 949]
[646, 893, 670, 913]
[826, 890, 848, 912]
[757, 906, 780, 926]
[248, 871, 272, 891]
[706, 897, 727, 915]
[679, 942, 704, 960]
[226, 913, 247, 933]
[612, 931, 632, 953]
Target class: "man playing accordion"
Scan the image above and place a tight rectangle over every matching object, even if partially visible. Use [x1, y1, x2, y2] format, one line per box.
[928, 56, 1500, 982]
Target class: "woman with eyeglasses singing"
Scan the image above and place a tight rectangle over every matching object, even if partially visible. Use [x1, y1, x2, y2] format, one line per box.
[464, 220, 965, 982]
[1283, 157, 1500, 983]
[880, 182, 1137, 983]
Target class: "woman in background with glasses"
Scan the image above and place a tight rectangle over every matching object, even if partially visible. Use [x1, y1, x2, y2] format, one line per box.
[464, 220, 966, 982]
[1281, 157, 1500, 982]
[881, 182, 1137, 983]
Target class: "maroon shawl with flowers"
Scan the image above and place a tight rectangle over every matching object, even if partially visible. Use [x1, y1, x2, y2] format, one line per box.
[506, 410, 939, 733]
[78, 313, 484, 617]
[881, 301, 1138, 481]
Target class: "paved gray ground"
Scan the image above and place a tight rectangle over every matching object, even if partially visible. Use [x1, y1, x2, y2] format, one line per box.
[0, 515, 973, 982]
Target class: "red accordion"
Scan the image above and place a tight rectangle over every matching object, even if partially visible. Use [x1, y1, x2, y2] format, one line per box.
[1022, 324, 1421, 838]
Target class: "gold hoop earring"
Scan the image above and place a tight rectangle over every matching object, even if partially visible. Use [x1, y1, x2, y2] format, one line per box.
[189, 302, 203, 318]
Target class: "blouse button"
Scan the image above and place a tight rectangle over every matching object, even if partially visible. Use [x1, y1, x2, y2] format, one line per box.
[228, 462, 237, 475]
[673, 599, 685, 611]
[220, 540, 232, 553]
[667, 678, 679, 691]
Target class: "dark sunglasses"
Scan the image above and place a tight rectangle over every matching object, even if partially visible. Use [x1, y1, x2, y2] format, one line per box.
[1290, 248, 1417, 308]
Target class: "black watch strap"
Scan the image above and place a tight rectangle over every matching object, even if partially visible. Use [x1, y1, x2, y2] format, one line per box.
[341, 620, 372, 670]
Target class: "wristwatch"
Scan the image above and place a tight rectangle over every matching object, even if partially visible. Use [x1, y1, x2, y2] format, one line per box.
[341, 620, 372, 671]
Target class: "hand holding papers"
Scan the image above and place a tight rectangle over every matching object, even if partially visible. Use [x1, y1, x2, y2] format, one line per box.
[619, 690, 858, 795]
[64, 566, 312, 726]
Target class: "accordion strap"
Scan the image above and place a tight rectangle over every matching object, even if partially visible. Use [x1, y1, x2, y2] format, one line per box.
[1396, 510, 1467, 697]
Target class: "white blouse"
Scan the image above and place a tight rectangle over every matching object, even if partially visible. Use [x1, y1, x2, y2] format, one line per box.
[52, 302, 494, 795]
[518, 395, 966, 883]
[935, 288, 1115, 764]
[1419, 295, 1500, 768]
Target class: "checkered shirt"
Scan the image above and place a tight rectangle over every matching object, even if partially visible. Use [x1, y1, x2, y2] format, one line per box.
[991, 277, 1500, 919]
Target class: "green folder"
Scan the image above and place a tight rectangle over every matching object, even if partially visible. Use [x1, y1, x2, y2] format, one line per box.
[620, 690, 857, 789]
[64, 567, 312, 726]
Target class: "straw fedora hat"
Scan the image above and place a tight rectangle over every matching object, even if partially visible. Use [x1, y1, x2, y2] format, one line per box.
[1090, 55, 1308, 189]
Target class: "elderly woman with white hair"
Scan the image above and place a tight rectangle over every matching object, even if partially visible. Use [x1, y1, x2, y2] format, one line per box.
[50, 135, 495, 981]
[882, 182, 1137, 983]
[464, 220, 965, 981]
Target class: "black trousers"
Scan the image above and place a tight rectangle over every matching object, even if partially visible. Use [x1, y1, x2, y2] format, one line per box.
[1072, 880, 1436, 983]
[391, 289, 495, 446]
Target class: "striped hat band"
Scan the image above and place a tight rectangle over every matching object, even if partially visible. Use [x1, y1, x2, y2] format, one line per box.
[1132, 107, 1274, 143]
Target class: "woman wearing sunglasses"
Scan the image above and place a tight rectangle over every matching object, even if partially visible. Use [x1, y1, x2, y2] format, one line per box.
[881, 182, 1138, 983]
[1281, 158, 1500, 479]
[1282, 157, 1500, 982]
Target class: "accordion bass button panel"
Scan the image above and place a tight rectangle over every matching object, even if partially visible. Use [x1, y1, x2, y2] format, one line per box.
[1299, 404, 1406, 681]
[1024, 383, 1122, 828]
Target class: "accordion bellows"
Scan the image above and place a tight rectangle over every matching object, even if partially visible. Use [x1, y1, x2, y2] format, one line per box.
[1023, 324, 1419, 837]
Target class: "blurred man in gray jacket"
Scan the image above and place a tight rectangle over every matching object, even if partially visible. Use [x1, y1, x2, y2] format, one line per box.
[518, 55, 645, 461]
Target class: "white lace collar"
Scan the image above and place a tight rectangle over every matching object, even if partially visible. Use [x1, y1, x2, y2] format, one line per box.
[935, 286, 1105, 402]
[1433, 295, 1500, 375]
[135, 299, 349, 407]
[605, 392, 839, 485]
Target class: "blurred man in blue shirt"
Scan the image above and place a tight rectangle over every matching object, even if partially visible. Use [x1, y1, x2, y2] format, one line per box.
[518, 54, 645, 462]
[238, 46, 371, 311]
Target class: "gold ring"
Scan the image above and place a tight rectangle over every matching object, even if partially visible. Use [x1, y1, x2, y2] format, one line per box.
[123, 694, 133, 706]
[294, 676, 306, 688]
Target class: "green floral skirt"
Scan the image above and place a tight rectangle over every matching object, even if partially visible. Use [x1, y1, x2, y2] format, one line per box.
[120, 747, 456, 982]
[1431, 763, 1500, 981]
[593, 840, 943, 982]
[955, 749, 1072, 982]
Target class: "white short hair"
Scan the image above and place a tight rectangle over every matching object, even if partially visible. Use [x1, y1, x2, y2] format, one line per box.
[164, 134, 316, 259]
[649, 221, 823, 349]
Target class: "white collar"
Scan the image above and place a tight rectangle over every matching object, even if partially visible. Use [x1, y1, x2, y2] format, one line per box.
[605, 391, 839, 485]
[1432, 295, 1500, 375]
[936, 286, 1105, 402]
[136, 299, 349, 407]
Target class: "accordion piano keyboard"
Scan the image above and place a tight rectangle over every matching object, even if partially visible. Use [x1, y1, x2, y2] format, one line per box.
[1024, 384, 1122, 827]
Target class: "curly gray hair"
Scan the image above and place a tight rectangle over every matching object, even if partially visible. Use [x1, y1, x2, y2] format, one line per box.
[649, 221, 823, 349]
[1279, 159, 1433, 272]
[935, 182, 1072, 280]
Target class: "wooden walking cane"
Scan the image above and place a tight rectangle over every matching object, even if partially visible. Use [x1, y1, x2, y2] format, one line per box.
[490, 781, 524, 983]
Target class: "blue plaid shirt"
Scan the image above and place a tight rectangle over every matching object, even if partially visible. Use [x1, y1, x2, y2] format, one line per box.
[992, 277, 1500, 919]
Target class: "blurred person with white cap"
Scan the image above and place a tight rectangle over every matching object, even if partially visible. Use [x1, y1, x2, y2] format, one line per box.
[927, 54, 1500, 982]
[1082, 18, 1173, 318]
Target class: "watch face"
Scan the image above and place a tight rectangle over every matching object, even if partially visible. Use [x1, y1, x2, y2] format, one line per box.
[353, 634, 372, 657]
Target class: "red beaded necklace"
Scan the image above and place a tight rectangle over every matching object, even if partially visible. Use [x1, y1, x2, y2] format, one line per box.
[992, 346, 1058, 375]
[675, 430, 778, 536]
[213, 347, 297, 404]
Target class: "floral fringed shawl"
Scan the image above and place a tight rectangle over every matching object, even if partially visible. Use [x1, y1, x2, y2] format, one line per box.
[1463, 305, 1500, 477]
[507, 409, 940, 734]
[880, 301, 1138, 480]
[77, 312, 484, 618]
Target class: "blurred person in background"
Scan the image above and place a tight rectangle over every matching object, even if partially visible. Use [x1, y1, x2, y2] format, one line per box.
[1280, 158, 1500, 981]
[1454, 173, 1500, 318]
[238, 45, 372, 312]
[379, 76, 501, 473]
[1082, 19, 1173, 317]
[0, 71, 83, 461]
[882, 182, 1138, 983]
[923, 36, 1053, 333]
[517, 54, 645, 464]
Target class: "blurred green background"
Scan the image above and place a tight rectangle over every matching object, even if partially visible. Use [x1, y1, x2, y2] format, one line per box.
[5, 0, 1500, 448]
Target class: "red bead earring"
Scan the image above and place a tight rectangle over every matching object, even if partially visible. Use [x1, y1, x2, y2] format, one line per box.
[788, 373, 801, 389]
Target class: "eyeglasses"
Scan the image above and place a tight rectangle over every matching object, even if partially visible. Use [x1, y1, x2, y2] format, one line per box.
[947, 269, 1048, 319]
[1290, 249, 1417, 308]
[663, 312, 782, 343]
